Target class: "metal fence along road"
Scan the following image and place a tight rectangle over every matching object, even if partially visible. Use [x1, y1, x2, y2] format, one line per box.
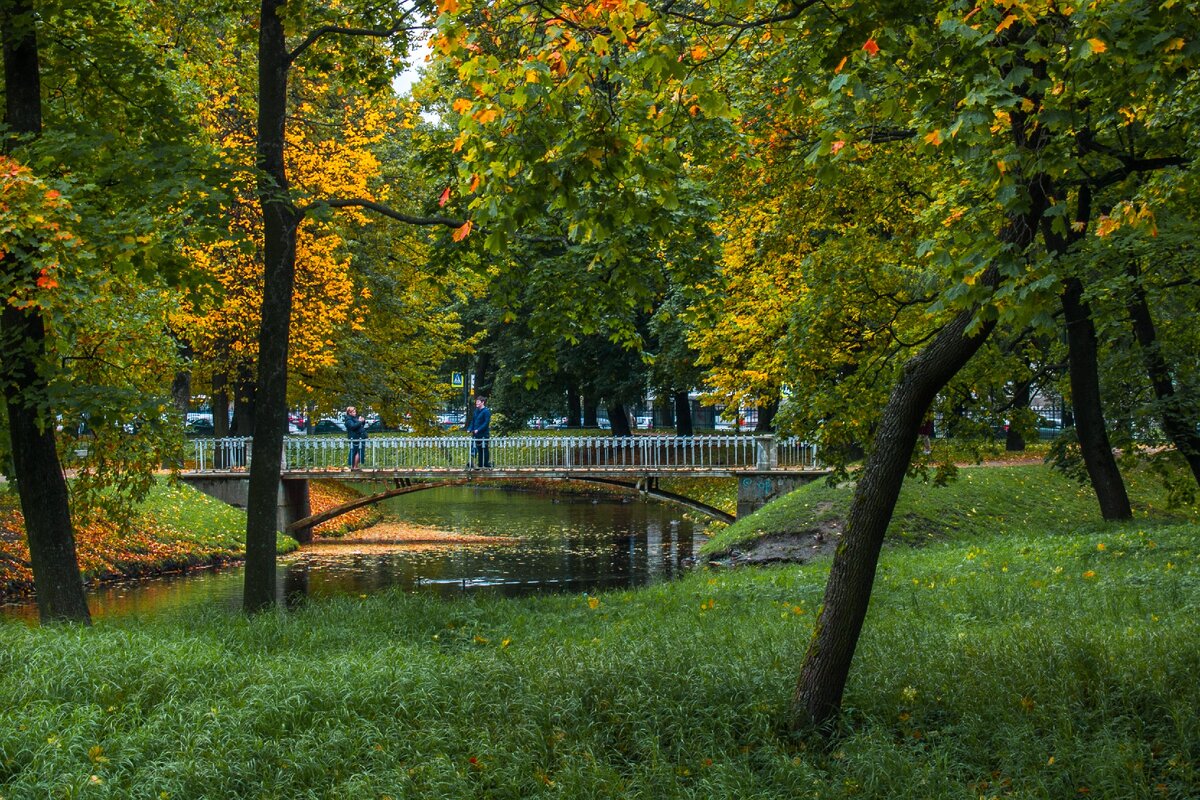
[186, 434, 820, 474]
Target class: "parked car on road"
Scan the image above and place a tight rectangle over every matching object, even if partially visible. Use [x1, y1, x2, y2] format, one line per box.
[311, 417, 346, 435]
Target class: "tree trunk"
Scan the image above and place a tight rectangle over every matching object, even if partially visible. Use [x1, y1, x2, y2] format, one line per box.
[608, 402, 632, 437]
[566, 384, 581, 428]
[171, 340, 192, 417]
[654, 392, 674, 428]
[793, 192, 1046, 731]
[1005, 379, 1030, 452]
[243, 0, 299, 612]
[2, 0, 90, 624]
[1126, 271, 1200, 486]
[755, 396, 779, 433]
[673, 390, 693, 435]
[583, 397, 598, 428]
[1061, 277, 1131, 520]
[231, 363, 256, 436]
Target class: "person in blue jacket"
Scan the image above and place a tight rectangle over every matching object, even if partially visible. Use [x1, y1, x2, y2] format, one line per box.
[468, 395, 492, 469]
[345, 405, 367, 470]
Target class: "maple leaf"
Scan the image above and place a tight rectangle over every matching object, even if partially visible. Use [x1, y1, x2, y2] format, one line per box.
[451, 97, 473, 114]
[923, 129, 943, 146]
[438, 0, 458, 13]
[830, 140, 846, 154]
[469, 173, 481, 193]
[862, 38, 879, 57]
[1087, 38, 1107, 54]
[36, 269, 59, 290]
[834, 56, 847, 74]
[452, 220, 473, 241]
[439, 186, 451, 207]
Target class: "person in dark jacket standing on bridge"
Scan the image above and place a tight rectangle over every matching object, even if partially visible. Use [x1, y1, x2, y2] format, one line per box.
[468, 395, 492, 469]
[345, 406, 368, 470]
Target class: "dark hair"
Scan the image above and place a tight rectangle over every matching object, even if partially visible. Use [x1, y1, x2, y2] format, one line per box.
[475, 396, 487, 403]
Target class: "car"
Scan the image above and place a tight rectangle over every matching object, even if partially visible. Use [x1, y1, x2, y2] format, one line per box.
[311, 417, 345, 435]
[186, 417, 215, 436]
[635, 415, 654, 429]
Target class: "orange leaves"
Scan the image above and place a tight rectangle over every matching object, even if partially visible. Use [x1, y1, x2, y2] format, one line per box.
[451, 97, 474, 114]
[474, 107, 500, 124]
[452, 221, 473, 241]
[923, 129, 943, 146]
[437, 0, 458, 12]
[547, 50, 568, 76]
[862, 38, 880, 57]
[439, 186, 452, 207]
[36, 268, 59, 290]
[1095, 202, 1158, 238]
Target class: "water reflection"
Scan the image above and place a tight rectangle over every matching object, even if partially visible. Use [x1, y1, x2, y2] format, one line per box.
[1, 486, 704, 622]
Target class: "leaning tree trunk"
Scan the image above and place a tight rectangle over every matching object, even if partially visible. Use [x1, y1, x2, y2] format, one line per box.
[243, 0, 300, 612]
[794, 189, 1046, 731]
[1126, 270, 1200, 487]
[1061, 276, 1131, 520]
[2, 0, 90, 624]
[673, 390, 693, 436]
[793, 304, 999, 729]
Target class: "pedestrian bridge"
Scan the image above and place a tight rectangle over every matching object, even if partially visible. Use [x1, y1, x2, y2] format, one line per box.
[180, 434, 826, 537]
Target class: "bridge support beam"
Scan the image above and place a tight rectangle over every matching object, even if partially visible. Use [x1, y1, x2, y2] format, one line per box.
[737, 472, 818, 518]
[179, 476, 311, 539]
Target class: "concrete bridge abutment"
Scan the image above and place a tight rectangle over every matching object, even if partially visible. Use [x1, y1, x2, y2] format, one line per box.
[179, 476, 312, 541]
[736, 473, 821, 518]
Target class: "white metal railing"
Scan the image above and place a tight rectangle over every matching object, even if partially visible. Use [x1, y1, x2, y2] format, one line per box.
[186, 434, 820, 474]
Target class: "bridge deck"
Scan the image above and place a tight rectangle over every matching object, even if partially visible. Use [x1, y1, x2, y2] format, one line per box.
[185, 434, 821, 475]
[181, 466, 829, 480]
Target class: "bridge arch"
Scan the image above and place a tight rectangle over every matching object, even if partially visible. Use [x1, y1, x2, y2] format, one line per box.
[287, 475, 733, 536]
[286, 479, 469, 536]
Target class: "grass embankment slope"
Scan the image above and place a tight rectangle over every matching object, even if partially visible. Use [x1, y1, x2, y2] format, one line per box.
[0, 480, 303, 600]
[1, 464, 1198, 799]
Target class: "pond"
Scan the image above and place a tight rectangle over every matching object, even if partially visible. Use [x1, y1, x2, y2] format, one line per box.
[1, 486, 706, 623]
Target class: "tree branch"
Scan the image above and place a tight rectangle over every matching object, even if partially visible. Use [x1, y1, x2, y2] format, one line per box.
[302, 198, 465, 228]
[288, 20, 417, 64]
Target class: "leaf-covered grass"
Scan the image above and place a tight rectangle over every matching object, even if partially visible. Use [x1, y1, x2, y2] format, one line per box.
[660, 476, 737, 516]
[0, 479, 293, 599]
[309, 480, 384, 537]
[1, 464, 1197, 799]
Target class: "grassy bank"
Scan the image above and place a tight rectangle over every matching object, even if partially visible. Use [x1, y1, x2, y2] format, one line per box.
[1, 464, 1197, 798]
[0, 480, 294, 600]
[703, 463, 1197, 556]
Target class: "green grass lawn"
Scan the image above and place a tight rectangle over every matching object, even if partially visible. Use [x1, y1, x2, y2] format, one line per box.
[1, 464, 1197, 799]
